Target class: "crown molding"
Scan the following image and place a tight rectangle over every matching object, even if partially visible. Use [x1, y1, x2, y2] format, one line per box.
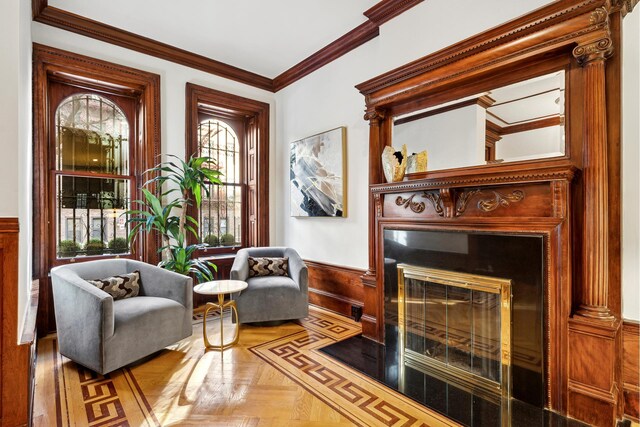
[356, 0, 612, 105]
[364, 0, 424, 25]
[32, 0, 423, 93]
[274, 0, 424, 91]
[32, 2, 274, 91]
[273, 21, 379, 91]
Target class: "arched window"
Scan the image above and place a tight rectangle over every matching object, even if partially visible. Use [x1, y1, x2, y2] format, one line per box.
[198, 118, 242, 247]
[54, 93, 131, 258]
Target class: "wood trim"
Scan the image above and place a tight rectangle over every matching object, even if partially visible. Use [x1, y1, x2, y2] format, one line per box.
[305, 260, 365, 319]
[32, 0, 424, 93]
[19, 280, 39, 346]
[0, 219, 20, 233]
[33, 44, 161, 333]
[364, 0, 424, 25]
[0, 218, 30, 426]
[611, 0, 640, 16]
[273, 22, 379, 92]
[31, 2, 274, 91]
[623, 320, 639, 421]
[356, 0, 607, 101]
[185, 83, 270, 249]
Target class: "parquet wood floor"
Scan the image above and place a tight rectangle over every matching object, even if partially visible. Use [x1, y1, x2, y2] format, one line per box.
[32, 307, 457, 427]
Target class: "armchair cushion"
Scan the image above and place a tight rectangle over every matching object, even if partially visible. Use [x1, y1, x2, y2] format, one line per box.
[87, 270, 141, 300]
[248, 257, 289, 277]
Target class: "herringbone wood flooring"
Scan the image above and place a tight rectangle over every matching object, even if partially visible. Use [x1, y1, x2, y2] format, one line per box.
[32, 307, 457, 426]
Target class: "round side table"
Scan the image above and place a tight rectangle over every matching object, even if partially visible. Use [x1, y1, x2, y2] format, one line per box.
[193, 280, 248, 351]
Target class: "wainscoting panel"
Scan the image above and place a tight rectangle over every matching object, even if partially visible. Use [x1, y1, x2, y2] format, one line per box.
[0, 218, 30, 426]
[305, 260, 365, 319]
[623, 320, 639, 421]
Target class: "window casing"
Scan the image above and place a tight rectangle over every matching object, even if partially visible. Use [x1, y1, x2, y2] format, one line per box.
[185, 83, 270, 255]
[34, 45, 161, 333]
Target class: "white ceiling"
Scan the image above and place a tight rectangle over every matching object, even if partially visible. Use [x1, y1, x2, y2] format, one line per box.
[49, 0, 379, 77]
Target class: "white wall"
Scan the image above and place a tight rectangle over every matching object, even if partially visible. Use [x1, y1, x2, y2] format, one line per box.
[497, 126, 564, 162]
[0, 0, 33, 334]
[275, 0, 553, 268]
[394, 105, 485, 171]
[622, 10, 640, 321]
[30, 23, 278, 245]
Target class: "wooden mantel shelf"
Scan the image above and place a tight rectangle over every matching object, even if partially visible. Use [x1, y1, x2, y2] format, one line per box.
[371, 162, 579, 193]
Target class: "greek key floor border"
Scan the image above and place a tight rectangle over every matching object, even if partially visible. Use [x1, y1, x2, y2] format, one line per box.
[40, 306, 458, 426]
[252, 308, 458, 427]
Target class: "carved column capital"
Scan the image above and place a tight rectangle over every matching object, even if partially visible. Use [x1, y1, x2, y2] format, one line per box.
[572, 7, 614, 66]
[364, 108, 386, 123]
[573, 36, 613, 66]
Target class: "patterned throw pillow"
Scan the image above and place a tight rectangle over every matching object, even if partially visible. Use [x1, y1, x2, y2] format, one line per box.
[87, 270, 141, 300]
[248, 257, 289, 278]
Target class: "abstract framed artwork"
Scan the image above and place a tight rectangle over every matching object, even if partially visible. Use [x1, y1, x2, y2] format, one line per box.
[290, 127, 346, 217]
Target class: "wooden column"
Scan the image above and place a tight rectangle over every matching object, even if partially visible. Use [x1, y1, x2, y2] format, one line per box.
[361, 108, 385, 341]
[574, 32, 615, 320]
[567, 11, 622, 425]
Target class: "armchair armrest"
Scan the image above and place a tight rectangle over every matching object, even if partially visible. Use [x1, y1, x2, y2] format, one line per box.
[230, 249, 250, 282]
[51, 268, 115, 370]
[127, 260, 192, 310]
[285, 248, 308, 293]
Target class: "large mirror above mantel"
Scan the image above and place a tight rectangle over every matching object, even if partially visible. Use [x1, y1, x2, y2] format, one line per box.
[393, 70, 566, 171]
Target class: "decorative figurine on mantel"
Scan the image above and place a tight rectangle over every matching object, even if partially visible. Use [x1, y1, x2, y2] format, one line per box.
[382, 144, 407, 183]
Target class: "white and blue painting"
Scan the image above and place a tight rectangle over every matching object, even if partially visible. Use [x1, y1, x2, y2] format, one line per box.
[290, 127, 345, 217]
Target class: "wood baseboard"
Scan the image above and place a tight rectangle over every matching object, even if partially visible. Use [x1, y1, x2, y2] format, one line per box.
[623, 320, 640, 422]
[305, 260, 365, 319]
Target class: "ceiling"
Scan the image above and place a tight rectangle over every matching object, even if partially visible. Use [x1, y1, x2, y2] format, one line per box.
[49, 0, 379, 77]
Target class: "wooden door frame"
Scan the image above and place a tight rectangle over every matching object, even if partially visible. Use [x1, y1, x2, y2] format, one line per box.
[33, 44, 161, 333]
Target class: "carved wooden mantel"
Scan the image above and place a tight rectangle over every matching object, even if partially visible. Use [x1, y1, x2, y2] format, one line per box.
[357, 1, 636, 425]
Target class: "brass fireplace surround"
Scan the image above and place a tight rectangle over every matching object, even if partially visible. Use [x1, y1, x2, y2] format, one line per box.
[397, 264, 512, 402]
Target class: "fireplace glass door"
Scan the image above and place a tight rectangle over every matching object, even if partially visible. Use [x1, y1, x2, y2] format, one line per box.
[397, 264, 512, 400]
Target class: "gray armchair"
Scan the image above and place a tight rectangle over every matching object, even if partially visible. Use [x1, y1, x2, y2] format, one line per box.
[230, 247, 308, 323]
[50, 259, 193, 375]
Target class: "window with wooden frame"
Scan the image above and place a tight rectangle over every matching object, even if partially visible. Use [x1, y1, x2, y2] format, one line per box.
[185, 83, 270, 256]
[52, 90, 134, 260]
[33, 44, 160, 333]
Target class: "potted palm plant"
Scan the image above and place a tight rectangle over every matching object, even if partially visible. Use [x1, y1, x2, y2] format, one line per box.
[125, 155, 222, 283]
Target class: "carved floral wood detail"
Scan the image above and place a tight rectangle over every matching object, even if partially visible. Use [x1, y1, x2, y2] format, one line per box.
[477, 190, 526, 212]
[395, 194, 425, 213]
[422, 192, 444, 217]
[456, 189, 480, 216]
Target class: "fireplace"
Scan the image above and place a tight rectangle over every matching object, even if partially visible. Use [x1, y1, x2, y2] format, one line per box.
[397, 264, 512, 401]
[384, 229, 545, 408]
